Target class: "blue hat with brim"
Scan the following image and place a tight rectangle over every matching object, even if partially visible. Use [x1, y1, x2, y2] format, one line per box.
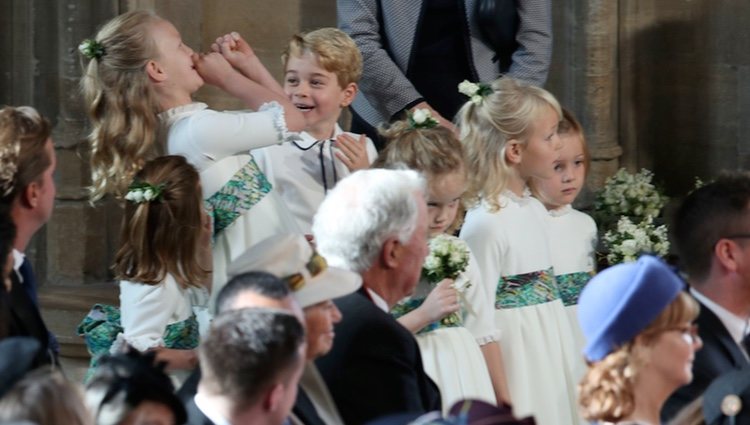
[578, 255, 685, 362]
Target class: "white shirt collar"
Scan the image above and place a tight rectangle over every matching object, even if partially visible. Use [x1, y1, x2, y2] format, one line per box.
[296, 124, 344, 148]
[366, 288, 389, 313]
[193, 393, 231, 425]
[691, 287, 750, 352]
[12, 249, 24, 272]
[12, 249, 24, 283]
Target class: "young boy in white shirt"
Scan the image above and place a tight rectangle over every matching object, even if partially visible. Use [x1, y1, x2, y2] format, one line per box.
[252, 28, 378, 234]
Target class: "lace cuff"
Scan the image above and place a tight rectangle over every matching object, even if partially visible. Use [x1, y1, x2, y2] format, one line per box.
[475, 330, 502, 345]
[109, 332, 163, 354]
[259, 101, 301, 144]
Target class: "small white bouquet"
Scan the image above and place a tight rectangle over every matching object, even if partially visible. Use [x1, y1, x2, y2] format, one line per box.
[603, 216, 670, 265]
[422, 234, 471, 326]
[594, 168, 667, 227]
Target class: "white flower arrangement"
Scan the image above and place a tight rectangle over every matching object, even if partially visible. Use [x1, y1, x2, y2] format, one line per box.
[603, 216, 670, 265]
[594, 168, 667, 227]
[124, 182, 164, 204]
[422, 234, 470, 283]
[457, 80, 493, 105]
[422, 234, 472, 326]
[408, 108, 439, 129]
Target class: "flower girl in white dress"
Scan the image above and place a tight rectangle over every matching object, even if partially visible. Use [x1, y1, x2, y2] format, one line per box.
[456, 77, 580, 425]
[375, 110, 511, 409]
[79, 11, 306, 315]
[530, 108, 598, 382]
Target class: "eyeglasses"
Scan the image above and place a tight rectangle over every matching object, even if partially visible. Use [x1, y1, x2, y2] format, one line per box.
[666, 323, 701, 344]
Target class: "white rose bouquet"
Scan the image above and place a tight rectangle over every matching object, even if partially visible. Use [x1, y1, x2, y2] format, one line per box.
[422, 234, 471, 326]
[603, 216, 669, 265]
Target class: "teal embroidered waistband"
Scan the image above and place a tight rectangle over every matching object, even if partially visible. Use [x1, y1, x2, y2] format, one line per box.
[391, 296, 464, 334]
[495, 267, 560, 309]
[205, 158, 272, 236]
[557, 271, 595, 306]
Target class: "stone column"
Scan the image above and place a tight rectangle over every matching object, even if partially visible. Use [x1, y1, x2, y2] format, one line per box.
[548, 0, 622, 204]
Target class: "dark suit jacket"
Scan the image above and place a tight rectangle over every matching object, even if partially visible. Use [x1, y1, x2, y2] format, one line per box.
[292, 388, 326, 425]
[315, 288, 441, 425]
[7, 272, 52, 365]
[662, 299, 749, 421]
[184, 397, 215, 425]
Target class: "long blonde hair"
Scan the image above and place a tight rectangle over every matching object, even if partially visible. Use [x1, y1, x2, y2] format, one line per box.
[80, 10, 162, 202]
[113, 156, 207, 288]
[456, 77, 561, 212]
[578, 292, 700, 422]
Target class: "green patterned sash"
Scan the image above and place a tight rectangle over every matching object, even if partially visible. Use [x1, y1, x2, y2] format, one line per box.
[77, 303, 200, 382]
[495, 268, 560, 309]
[556, 271, 595, 306]
[205, 158, 272, 236]
[391, 297, 463, 334]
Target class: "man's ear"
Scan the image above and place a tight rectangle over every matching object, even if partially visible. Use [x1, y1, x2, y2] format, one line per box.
[715, 239, 741, 273]
[340, 82, 358, 108]
[262, 382, 284, 413]
[381, 237, 400, 269]
[145, 59, 167, 83]
[505, 139, 523, 165]
[22, 182, 40, 209]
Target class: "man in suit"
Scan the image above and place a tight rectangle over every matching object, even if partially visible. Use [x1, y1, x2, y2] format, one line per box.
[187, 308, 306, 425]
[662, 172, 750, 421]
[0, 106, 58, 364]
[338, 0, 552, 145]
[312, 168, 441, 425]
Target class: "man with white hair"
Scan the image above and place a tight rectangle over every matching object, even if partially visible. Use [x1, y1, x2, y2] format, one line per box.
[312, 168, 441, 425]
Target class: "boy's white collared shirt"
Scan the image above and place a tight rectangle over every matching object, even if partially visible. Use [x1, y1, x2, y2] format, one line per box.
[251, 124, 377, 234]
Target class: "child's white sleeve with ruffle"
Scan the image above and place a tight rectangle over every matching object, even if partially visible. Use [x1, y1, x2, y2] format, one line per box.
[114, 275, 190, 353]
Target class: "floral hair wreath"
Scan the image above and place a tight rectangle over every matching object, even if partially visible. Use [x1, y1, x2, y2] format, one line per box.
[458, 80, 493, 105]
[408, 108, 439, 130]
[78, 39, 106, 60]
[124, 182, 166, 204]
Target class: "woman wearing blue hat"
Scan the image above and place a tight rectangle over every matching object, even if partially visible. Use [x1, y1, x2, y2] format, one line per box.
[577, 255, 702, 425]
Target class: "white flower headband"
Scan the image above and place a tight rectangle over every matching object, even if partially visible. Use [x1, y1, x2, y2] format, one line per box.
[124, 182, 165, 204]
[408, 108, 439, 130]
[458, 80, 493, 105]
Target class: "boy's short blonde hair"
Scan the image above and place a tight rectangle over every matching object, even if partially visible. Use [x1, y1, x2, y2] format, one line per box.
[282, 27, 362, 88]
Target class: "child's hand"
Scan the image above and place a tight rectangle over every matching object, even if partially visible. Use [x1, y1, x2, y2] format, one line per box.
[150, 347, 198, 371]
[193, 52, 235, 89]
[419, 278, 460, 323]
[212, 32, 257, 73]
[334, 133, 370, 172]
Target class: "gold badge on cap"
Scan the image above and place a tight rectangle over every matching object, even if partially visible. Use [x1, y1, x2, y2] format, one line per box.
[721, 394, 742, 417]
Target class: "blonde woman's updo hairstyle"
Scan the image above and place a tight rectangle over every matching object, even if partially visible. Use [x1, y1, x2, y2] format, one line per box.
[113, 155, 207, 289]
[456, 76, 561, 211]
[576, 256, 699, 423]
[80, 10, 162, 201]
[0, 106, 52, 204]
